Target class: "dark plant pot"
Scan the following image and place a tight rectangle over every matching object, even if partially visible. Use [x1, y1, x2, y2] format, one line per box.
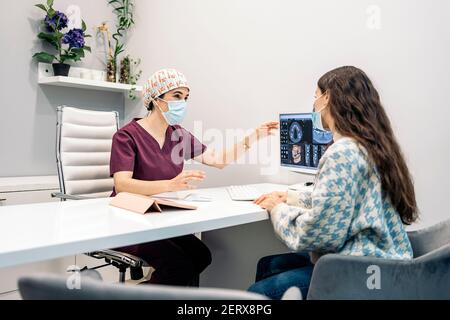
[52, 63, 71, 77]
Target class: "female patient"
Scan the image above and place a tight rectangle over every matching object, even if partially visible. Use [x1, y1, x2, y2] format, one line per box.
[110, 68, 278, 286]
[249, 66, 418, 299]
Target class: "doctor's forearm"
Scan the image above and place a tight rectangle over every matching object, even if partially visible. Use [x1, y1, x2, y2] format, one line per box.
[222, 138, 249, 166]
[206, 134, 257, 169]
[115, 178, 171, 196]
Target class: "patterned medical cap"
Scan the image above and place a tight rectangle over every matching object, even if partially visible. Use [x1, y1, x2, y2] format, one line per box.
[143, 69, 189, 107]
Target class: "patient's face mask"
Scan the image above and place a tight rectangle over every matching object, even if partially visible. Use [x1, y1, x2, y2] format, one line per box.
[312, 92, 328, 131]
[155, 98, 188, 125]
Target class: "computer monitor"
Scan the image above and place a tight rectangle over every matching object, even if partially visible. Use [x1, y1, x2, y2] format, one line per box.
[280, 113, 333, 175]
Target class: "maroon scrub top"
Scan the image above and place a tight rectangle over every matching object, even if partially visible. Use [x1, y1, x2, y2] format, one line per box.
[110, 119, 207, 196]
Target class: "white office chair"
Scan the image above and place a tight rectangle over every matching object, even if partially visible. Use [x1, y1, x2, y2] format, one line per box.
[52, 106, 147, 282]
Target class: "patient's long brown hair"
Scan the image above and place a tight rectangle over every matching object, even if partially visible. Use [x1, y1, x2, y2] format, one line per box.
[318, 66, 418, 224]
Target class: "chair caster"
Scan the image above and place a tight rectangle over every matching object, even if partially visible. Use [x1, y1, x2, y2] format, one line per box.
[130, 266, 144, 280]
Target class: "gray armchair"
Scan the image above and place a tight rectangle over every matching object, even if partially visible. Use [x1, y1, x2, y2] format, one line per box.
[307, 219, 450, 299]
[18, 272, 302, 300]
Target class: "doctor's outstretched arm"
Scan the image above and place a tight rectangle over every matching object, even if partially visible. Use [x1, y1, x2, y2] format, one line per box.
[194, 121, 279, 169]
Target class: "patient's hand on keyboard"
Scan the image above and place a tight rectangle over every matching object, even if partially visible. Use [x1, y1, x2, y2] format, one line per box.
[254, 191, 287, 212]
[254, 191, 287, 205]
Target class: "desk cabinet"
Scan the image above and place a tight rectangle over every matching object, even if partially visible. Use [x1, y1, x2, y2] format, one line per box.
[0, 176, 60, 206]
[0, 189, 57, 206]
[0, 177, 71, 299]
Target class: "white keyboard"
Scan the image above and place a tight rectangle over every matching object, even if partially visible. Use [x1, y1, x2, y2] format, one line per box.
[226, 185, 260, 201]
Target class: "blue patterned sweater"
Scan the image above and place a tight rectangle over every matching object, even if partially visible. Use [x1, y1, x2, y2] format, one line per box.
[271, 137, 413, 261]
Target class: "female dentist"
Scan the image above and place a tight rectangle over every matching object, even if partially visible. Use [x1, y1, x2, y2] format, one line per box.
[110, 68, 278, 286]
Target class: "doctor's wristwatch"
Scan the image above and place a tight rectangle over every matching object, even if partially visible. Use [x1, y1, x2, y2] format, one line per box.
[243, 136, 251, 150]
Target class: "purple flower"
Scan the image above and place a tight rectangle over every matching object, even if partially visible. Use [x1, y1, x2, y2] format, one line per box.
[63, 29, 85, 49]
[44, 11, 68, 32]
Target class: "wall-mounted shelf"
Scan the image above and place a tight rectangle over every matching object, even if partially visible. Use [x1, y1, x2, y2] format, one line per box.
[38, 76, 143, 93]
[38, 63, 143, 95]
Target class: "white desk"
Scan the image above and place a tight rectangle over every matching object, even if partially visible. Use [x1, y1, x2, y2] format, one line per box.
[0, 183, 288, 269]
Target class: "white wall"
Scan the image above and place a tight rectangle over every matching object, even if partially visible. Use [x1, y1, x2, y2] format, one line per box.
[126, 0, 450, 230]
[0, 0, 124, 177]
[0, 0, 448, 290]
[2, 0, 447, 228]
[123, 0, 450, 288]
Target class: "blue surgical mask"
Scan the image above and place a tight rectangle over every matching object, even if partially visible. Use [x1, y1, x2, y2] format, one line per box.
[312, 92, 327, 130]
[311, 110, 333, 144]
[311, 92, 333, 144]
[311, 111, 325, 131]
[156, 99, 188, 125]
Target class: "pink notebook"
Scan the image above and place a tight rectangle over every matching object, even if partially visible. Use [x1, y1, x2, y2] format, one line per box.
[110, 192, 197, 214]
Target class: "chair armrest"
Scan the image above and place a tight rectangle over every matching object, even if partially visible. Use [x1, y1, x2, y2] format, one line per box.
[407, 219, 450, 257]
[87, 250, 147, 268]
[308, 246, 450, 300]
[51, 192, 92, 201]
[307, 254, 413, 300]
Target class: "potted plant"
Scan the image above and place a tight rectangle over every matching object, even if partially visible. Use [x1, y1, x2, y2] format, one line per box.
[119, 55, 142, 100]
[107, 0, 138, 82]
[33, 0, 91, 76]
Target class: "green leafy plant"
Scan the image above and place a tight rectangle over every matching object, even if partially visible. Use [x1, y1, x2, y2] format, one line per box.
[33, 0, 91, 64]
[108, 0, 135, 69]
[119, 55, 142, 100]
[108, 0, 142, 98]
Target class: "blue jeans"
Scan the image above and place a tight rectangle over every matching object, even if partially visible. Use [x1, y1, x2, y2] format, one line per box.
[248, 252, 314, 300]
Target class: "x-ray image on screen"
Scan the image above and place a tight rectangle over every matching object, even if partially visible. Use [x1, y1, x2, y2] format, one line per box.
[280, 113, 333, 174]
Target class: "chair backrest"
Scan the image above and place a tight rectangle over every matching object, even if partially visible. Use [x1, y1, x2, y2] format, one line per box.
[407, 219, 450, 258]
[56, 106, 119, 198]
[18, 274, 270, 300]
